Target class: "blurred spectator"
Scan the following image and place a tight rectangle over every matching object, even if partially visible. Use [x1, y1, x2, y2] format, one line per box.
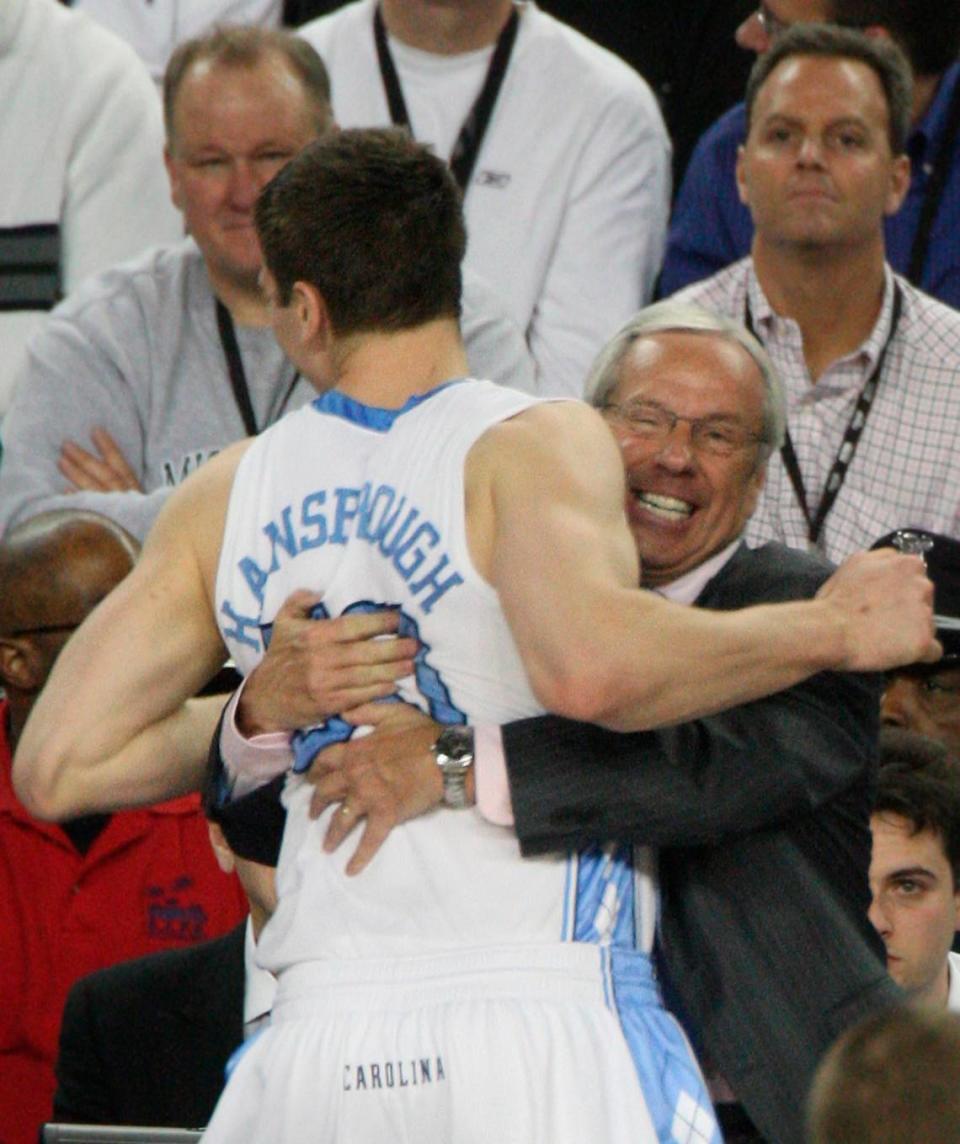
[53, 804, 277, 1128]
[678, 27, 960, 561]
[299, 0, 671, 396]
[0, 511, 246, 1144]
[807, 1006, 960, 1143]
[869, 728, 960, 1010]
[877, 530, 960, 759]
[0, 0, 181, 416]
[69, 0, 284, 83]
[538, 0, 756, 187]
[661, 0, 960, 306]
[0, 24, 535, 542]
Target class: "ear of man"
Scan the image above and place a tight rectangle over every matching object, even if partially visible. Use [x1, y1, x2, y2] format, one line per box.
[0, 637, 46, 693]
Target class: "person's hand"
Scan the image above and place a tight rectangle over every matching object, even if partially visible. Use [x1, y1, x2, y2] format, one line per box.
[59, 427, 142, 492]
[306, 701, 444, 875]
[236, 591, 418, 736]
[817, 548, 941, 671]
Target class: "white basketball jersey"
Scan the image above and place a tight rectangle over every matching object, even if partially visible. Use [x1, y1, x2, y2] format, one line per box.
[216, 379, 653, 972]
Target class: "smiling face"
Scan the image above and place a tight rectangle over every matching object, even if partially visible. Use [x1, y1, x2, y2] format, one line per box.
[602, 331, 768, 588]
[737, 53, 910, 255]
[869, 813, 960, 1008]
[164, 52, 322, 297]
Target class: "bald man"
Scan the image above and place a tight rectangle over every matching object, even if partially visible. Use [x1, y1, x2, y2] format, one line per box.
[0, 511, 246, 1144]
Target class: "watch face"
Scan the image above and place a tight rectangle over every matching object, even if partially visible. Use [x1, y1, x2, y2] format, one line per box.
[435, 726, 474, 764]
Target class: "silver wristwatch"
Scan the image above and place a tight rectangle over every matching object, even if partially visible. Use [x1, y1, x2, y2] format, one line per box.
[431, 725, 475, 808]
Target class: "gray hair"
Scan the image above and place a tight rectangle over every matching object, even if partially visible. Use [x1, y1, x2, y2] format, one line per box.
[585, 300, 787, 464]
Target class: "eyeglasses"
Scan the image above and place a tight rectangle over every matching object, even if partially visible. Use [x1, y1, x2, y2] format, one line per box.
[3, 620, 84, 638]
[602, 400, 763, 457]
[756, 3, 790, 40]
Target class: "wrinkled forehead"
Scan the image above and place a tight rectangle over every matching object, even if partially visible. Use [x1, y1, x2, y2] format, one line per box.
[615, 331, 767, 418]
[751, 52, 891, 130]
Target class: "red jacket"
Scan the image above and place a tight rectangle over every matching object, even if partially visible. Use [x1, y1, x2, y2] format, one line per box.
[0, 700, 247, 1144]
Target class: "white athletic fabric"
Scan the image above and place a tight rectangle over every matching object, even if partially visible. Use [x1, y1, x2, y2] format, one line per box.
[211, 379, 719, 1143]
[0, 240, 533, 541]
[299, 1, 671, 398]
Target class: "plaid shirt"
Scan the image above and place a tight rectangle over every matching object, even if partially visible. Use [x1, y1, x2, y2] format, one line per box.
[677, 258, 960, 561]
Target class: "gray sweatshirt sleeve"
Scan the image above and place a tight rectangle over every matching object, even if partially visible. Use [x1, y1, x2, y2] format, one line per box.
[0, 305, 168, 542]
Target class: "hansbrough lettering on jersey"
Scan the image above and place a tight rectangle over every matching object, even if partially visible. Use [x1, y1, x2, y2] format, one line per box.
[221, 481, 466, 653]
[343, 1056, 446, 1092]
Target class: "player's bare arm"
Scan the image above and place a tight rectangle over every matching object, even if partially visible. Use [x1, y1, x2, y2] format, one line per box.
[13, 440, 253, 820]
[477, 402, 937, 731]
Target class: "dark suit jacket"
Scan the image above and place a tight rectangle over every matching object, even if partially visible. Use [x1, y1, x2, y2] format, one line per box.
[502, 542, 901, 1144]
[53, 923, 245, 1128]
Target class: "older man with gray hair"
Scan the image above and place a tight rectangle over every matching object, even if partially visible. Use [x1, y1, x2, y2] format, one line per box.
[211, 300, 896, 1144]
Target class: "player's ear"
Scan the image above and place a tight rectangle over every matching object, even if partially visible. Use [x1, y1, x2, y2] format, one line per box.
[291, 280, 330, 345]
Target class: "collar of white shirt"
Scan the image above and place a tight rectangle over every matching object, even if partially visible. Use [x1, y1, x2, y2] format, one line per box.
[653, 538, 742, 605]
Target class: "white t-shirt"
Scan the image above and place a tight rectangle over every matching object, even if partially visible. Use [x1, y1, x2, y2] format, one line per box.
[300, 0, 671, 397]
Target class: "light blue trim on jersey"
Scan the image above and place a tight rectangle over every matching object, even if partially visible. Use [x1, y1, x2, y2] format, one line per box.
[288, 598, 467, 774]
[561, 854, 577, 941]
[610, 950, 721, 1144]
[570, 847, 718, 1142]
[312, 379, 470, 431]
[224, 1022, 268, 1082]
[571, 842, 636, 948]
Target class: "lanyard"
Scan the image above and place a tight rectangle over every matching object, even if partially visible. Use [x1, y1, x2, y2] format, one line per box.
[372, 3, 520, 192]
[745, 282, 903, 546]
[215, 300, 299, 437]
[908, 76, 960, 285]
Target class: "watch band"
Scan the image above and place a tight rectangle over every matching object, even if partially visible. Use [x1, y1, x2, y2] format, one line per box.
[431, 725, 475, 809]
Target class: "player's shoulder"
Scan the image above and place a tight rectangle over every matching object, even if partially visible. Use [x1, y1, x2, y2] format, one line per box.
[150, 438, 254, 558]
[474, 398, 621, 488]
[482, 396, 609, 446]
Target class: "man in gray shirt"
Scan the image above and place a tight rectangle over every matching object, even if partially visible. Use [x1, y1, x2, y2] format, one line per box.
[0, 25, 533, 542]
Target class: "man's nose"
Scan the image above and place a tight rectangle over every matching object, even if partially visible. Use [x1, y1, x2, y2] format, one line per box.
[735, 10, 771, 54]
[227, 161, 262, 208]
[796, 134, 826, 167]
[654, 423, 697, 471]
[881, 676, 921, 730]
[868, 892, 891, 938]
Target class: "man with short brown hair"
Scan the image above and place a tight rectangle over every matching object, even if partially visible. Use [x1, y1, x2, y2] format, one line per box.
[677, 26, 960, 561]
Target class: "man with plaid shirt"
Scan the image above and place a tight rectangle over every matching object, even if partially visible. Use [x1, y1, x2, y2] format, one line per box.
[676, 25, 960, 562]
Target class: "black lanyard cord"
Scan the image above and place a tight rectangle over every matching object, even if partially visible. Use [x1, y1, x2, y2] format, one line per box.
[215, 299, 299, 437]
[373, 3, 520, 192]
[745, 282, 903, 545]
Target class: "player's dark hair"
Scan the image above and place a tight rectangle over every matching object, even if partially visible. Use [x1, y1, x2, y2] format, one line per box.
[256, 128, 465, 335]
